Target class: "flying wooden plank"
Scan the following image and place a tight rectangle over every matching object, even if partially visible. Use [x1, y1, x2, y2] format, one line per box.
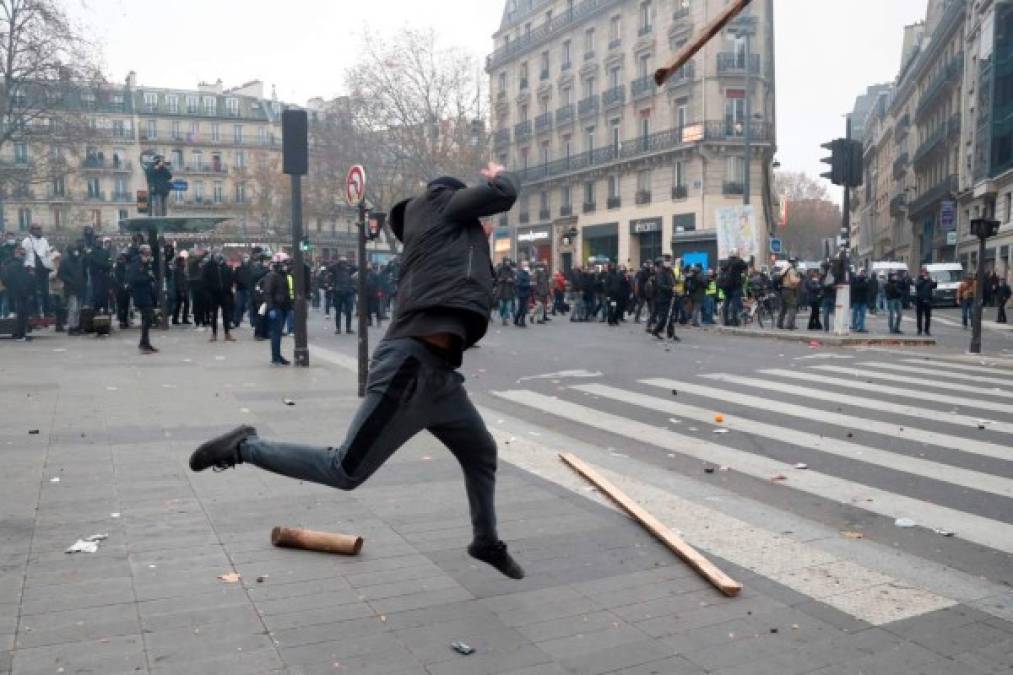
[654, 0, 754, 86]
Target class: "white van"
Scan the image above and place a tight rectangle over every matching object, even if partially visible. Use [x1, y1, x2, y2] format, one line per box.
[870, 261, 910, 279]
[917, 262, 964, 306]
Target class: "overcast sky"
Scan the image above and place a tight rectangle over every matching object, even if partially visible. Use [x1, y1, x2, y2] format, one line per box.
[71, 0, 927, 190]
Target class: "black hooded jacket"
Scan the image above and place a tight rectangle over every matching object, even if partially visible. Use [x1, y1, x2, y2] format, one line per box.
[388, 172, 519, 351]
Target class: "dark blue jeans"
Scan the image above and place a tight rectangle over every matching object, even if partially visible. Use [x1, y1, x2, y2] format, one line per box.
[334, 291, 354, 331]
[233, 288, 250, 326]
[268, 309, 284, 362]
[240, 337, 499, 543]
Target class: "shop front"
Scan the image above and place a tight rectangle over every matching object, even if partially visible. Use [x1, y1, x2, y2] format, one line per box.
[581, 222, 619, 265]
[672, 228, 718, 272]
[493, 228, 512, 264]
[516, 226, 552, 267]
[630, 217, 663, 267]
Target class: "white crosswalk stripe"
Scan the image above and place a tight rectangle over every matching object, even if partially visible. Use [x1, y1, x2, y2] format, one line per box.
[634, 378, 1012, 462]
[757, 368, 1013, 416]
[702, 372, 1013, 434]
[901, 357, 1013, 376]
[859, 361, 1013, 387]
[574, 382, 1013, 498]
[807, 364, 1013, 399]
[492, 389, 1013, 556]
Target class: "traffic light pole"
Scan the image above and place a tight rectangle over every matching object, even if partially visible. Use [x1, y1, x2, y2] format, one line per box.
[290, 174, 309, 367]
[356, 201, 368, 398]
[971, 232, 985, 354]
[833, 116, 853, 337]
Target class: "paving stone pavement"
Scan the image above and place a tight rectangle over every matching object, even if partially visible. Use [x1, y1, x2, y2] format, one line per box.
[1, 328, 1012, 674]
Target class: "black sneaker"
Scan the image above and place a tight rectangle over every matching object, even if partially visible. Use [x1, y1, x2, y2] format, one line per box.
[468, 540, 525, 579]
[190, 425, 256, 472]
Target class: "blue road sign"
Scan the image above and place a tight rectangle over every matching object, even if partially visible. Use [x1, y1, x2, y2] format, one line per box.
[170, 180, 189, 192]
[769, 238, 783, 254]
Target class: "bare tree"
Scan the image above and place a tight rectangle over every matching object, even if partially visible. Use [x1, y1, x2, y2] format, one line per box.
[0, 0, 102, 192]
[344, 27, 488, 212]
[237, 151, 288, 235]
[774, 171, 832, 203]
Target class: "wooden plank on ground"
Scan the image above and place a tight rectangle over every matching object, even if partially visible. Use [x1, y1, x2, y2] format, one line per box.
[559, 452, 742, 597]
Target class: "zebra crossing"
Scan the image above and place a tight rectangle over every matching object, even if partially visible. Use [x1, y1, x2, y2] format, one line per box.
[489, 356, 1013, 626]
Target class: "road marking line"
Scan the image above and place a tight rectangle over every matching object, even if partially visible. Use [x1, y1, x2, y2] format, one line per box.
[757, 368, 1013, 416]
[901, 357, 1013, 375]
[588, 383, 1012, 490]
[858, 361, 1013, 387]
[491, 389, 1013, 556]
[933, 315, 1013, 331]
[484, 419, 954, 625]
[641, 378, 1012, 460]
[703, 372, 1013, 434]
[807, 365, 1013, 399]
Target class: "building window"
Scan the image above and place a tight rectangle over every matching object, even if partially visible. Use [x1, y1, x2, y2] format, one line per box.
[561, 85, 572, 105]
[674, 160, 686, 188]
[258, 127, 268, 145]
[90, 210, 101, 227]
[87, 177, 100, 198]
[114, 177, 128, 197]
[1005, 192, 1012, 224]
[561, 185, 572, 207]
[639, 0, 653, 34]
[14, 143, 28, 164]
[584, 27, 595, 55]
[167, 95, 178, 114]
[726, 155, 745, 183]
[637, 170, 651, 192]
[675, 100, 688, 130]
[610, 121, 621, 150]
[145, 120, 157, 139]
[194, 181, 204, 202]
[235, 151, 246, 169]
[211, 123, 221, 142]
[609, 65, 621, 88]
[144, 92, 158, 111]
[582, 77, 595, 99]
[519, 62, 529, 90]
[52, 208, 63, 228]
[725, 90, 745, 135]
[192, 151, 203, 170]
[584, 181, 595, 207]
[609, 15, 621, 44]
[226, 97, 239, 116]
[112, 119, 126, 138]
[584, 126, 595, 152]
[118, 209, 128, 221]
[52, 176, 65, 197]
[540, 51, 550, 79]
[235, 183, 247, 203]
[171, 120, 181, 140]
[562, 40, 572, 68]
[186, 95, 199, 113]
[540, 141, 550, 165]
[638, 53, 652, 78]
[498, 72, 507, 92]
[174, 189, 184, 204]
[213, 182, 224, 203]
[608, 175, 619, 198]
[234, 125, 244, 144]
[17, 208, 31, 230]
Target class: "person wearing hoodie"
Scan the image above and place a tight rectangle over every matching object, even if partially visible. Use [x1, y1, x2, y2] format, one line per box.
[58, 242, 87, 335]
[514, 260, 532, 327]
[202, 250, 236, 342]
[914, 267, 937, 336]
[190, 164, 525, 581]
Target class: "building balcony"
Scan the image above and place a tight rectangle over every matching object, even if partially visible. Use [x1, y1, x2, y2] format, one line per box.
[513, 120, 773, 185]
[722, 181, 744, 196]
[672, 6, 690, 20]
[584, 49, 595, 61]
[494, 128, 511, 147]
[638, 24, 653, 37]
[514, 120, 532, 142]
[519, 211, 530, 224]
[602, 85, 625, 109]
[538, 208, 551, 220]
[631, 76, 655, 100]
[892, 152, 909, 179]
[907, 174, 957, 216]
[535, 112, 553, 134]
[608, 38, 622, 51]
[607, 196, 621, 209]
[889, 192, 906, 217]
[895, 113, 911, 142]
[915, 54, 963, 121]
[81, 159, 133, 173]
[635, 190, 651, 205]
[187, 198, 230, 209]
[556, 104, 575, 126]
[111, 192, 133, 202]
[180, 164, 228, 176]
[582, 201, 596, 213]
[578, 95, 599, 119]
[539, 69, 550, 81]
[716, 52, 760, 75]
[561, 60, 572, 72]
[671, 184, 688, 200]
[911, 116, 960, 168]
[485, 0, 625, 71]
[665, 61, 695, 88]
[85, 191, 106, 201]
[560, 204, 573, 217]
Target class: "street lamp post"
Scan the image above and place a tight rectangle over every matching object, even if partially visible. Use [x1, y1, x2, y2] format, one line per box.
[969, 217, 1000, 354]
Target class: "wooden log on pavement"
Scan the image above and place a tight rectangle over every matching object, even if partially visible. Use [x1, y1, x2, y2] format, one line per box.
[559, 452, 742, 597]
[271, 526, 363, 555]
[654, 0, 753, 86]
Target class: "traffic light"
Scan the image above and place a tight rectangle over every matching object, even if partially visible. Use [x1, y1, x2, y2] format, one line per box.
[136, 190, 149, 214]
[367, 211, 386, 241]
[299, 237, 311, 252]
[820, 139, 863, 187]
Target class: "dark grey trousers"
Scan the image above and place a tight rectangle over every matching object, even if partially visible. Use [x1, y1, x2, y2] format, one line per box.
[241, 337, 499, 543]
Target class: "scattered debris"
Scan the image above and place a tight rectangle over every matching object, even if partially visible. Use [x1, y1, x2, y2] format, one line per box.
[215, 356, 226, 361]
[714, 414, 725, 424]
[718, 466, 730, 472]
[770, 475, 788, 482]
[49, 477, 60, 483]
[240, 408, 251, 414]
[769, 627, 779, 634]
[668, 418, 681, 425]
[110, 513, 120, 519]
[517, 369, 603, 383]
[451, 641, 475, 656]
[671, 389, 678, 396]
[932, 528, 955, 537]
[105, 386, 118, 391]
[217, 572, 241, 583]
[256, 575, 269, 583]
[704, 467, 716, 474]
[667, 453, 676, 458]
[52, 348, 66, 352]
[283, 399, 295, 406]
[609, 451, 629, 458]
[840, 531, 865, 540]
[894, 518, 916, 528]
[712, 429, 730, 434]
[793, 463, 808, 470]
[977, 423, 986, 430]
[65, 534, 108, 554]
[846, 432, 854, 438]
[421, 455, 432, 461]
[148, 564, 157, 569]
[807, 341, 822, 349]
[28, 429, 39, 435]
[528, 431, 541, 437]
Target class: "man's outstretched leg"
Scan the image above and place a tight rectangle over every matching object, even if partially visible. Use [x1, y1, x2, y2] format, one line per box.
[189, 337, 523, 579]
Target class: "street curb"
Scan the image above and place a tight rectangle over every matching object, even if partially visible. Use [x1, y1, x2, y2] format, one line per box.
[699, 325, 936, 347]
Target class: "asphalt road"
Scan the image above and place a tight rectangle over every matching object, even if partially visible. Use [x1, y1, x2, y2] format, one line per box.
[304, 301, 1013, 629]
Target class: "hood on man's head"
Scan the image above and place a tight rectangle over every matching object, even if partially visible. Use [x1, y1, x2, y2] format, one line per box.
[427, 176, 467, 191]
[390, 198, 411, 243]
